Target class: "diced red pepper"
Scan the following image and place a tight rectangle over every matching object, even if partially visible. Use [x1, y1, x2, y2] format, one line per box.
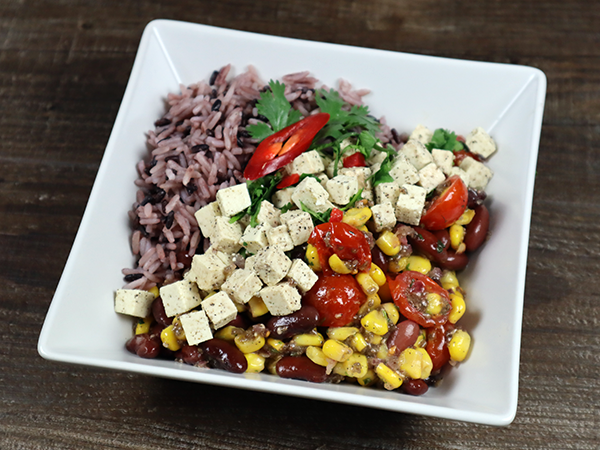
[343, 152, 366, 168]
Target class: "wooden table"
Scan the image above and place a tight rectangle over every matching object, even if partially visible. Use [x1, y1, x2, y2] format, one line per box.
[1, 1, 598, 448]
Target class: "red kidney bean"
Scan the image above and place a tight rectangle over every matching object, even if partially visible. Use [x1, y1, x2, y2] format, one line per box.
[432, 229, 450, 251]
[371, 246, 390, 273]
[467, 188, 487, 208]
[387, 320, 420, 352]
[226, 313, 248, 329]
[126, 333, 161, 359]
[175, 345, 205, 365]
[464, 204, 489, 252]
[150, 322, 165, 336]
[403, 379, 429, 396]
[266, 305, 320, 339]
[439, 250, 469, 271]
[409, 227, 469, 271]
[276, 356, 328, 383]
[152, 297, 172, 327]
[201, 338, 247, 373]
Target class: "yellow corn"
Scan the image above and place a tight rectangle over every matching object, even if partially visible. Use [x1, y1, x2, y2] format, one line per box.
[375, 363, 403, 389]
[415, 347, 433, 379]
[327, 327, 359, 341]
[448, 330, 471, 362]
[234, 302, 246, 313]
[234, 333, 266, 354]
[358, 225, 369, 233]
[337, 353, 368, 378]
[247, 296, 269, 318]
[454, 208, 475, 226]
[358, 293, 381, 316]
[449, 224, 465, 250]
[376, 230, 401, 256]
[203, 291, 216, 300]
[306, 346, 330, 367]
[389, 256, 409, 273]
[342, 207, 372, 228]
[358, 369, 377, 387]
[381, 303, 400, 325]
[293, 332, 324, 347]
[149, 286, 160, 298]
[329, 254, 354, 274]
[306, 244, 322, 271]
[405, 255, 432, 275]
[414, 329, 427, 348]
[351, 332, 368, 352]
[399, 348, 422, 379]
[425, 292, 444, 315]
[244, 353, 265, 373]
[361, 310, 389, 336]
[267, 338, 285, 352]
[135, 317, 152, 335]
[448, 292, 466, 324]
[160, 325, 181, 351]
[376, 343, 389, 359]
[322, 339, 353, 362]
[369, 263, 387, 286]
[440, 270, 460, 290]
[172, 317, 186, 340]
[356, 273, 379, 296]
[215, 325, 242, 342]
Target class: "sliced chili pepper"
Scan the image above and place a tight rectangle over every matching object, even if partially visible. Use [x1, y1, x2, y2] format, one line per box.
[343, 152, 366, 168]
[243, 113, 330, 180]
[453, 149, 483, 165]
[276, 173, 300, 189]
[329, 208, 344, 223]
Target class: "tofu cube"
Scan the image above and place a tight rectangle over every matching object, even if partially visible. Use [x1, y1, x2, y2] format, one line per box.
[159, 279, 203, 317]
[447, 166, 470, 187]
[266, 225, 295, 252]
[114, 289, 155, 318]
[291, 176, 334, 213]
[286, 259, 319, 293]
[366, 149, 388, 167]
[326, 175, 359, 205]
[201, 291, 238, 329]
[375, 182, 401, 206]
[211, 216, 243, 253]
[371, 203, 397, 232]
[466, 127, 497, 159]
[216, 183, 251, 217]
[240, 223, 270, 254]
[254, 246, 292, 286]
[194, 201, 221, 240]
[418, 163, 446, 192]
[431, 149, 454, 176]
[256, 200, 281, 227]
[460, 157, 494, 190]
[284, 150, 325, 175]
[409, 124, 433, 145]
[189, 252, 226, 291]
[221, 269, 263, 304]
[259, 283, 302, 316]
[325, 160, 336, 178]
[314, 172, 329, 187]
[400, 139, 434, 170]
[340, 166, 373, 199]
[244, 254, 258, 272]
[280, 210, 314, 246]
[272, 187, 295, 209]
[395, 184, 427, 226]
[179, 310, 212, 345]
[389, 153, 420, 185]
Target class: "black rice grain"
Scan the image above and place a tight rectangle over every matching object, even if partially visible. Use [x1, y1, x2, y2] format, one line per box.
[211, 99, 222, 112]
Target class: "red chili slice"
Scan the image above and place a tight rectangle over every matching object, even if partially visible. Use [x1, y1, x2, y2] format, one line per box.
[343, 152, 366, 168]
[276, 173, 300, 189]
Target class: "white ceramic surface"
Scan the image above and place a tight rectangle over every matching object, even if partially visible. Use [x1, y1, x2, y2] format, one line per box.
[38, 19, 546, 426]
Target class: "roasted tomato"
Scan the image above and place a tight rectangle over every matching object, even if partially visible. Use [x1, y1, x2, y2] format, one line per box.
[303, 273, 366, 327]
[453, 149, 483, 166]
[388, 271, 451, 328]
[243, 113, 330, 180]
[420, 175, 468, 230]
[426, 324, 451, 372]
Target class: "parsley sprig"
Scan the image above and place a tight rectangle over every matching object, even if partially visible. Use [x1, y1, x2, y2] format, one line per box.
[426, 128, 464, 152]
[230, 172, 283, 227]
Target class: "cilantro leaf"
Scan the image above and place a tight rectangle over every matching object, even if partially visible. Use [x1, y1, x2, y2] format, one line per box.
[280, 202, 295, 213]
[245, 122, 273, 142]
[426, 129, 464, 152]
[300, 202, 332, 225]
[368, 144, 398, 187]
[230, 173, 283, 227]
[340, 189, 364, 211]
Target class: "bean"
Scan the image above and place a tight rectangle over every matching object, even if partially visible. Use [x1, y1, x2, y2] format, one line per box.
[266, 305, 320, 339]
[439, 250, 469, 271]
[467, 188, 487, 208]
[387, 320, 420, 352]
[464, 204, 489, 252]
[152, 296, 172, 327]
[403, 379, 429, 396]
[432, 229, 450, 251]
[226, 313, 248, 329]
[125, 333, 161, 359]
[276, 356, 328, 383]
[201, 338, 247, 373]
[175, 345, 205, 365]
[409, 227, 469, 271]
[371, 246, 389, 274]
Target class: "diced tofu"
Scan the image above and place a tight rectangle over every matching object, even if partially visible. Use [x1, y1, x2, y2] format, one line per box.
[366, 149, 388, 167]
[460, 157, 494, 190]
[447, 166, 470, 187]
[466, 127, 497, 159]
[409, 124, 433, 145]
[254, 246, 292, 286]
[159, 279, 203, 317]
[314, 172, 329, 187]
[375, 182, 401, 206]
[280, 210, 314, 246]
[259, 283, 302, 316]
[266, 225, 295, 252]
[340, 167, 373, 193]
[237, 214, 251, 228]
[194, 201, 221, 240]
[431, 149, 454, 176]
[221, 269, 263, 304]
[291, 176, 334, 213]
[240, 223, 270, 254]
[216, 183, 251, 217]
[325, 160, 336, 178]
[256, 200, 281, 227]
[284, 150, 325, 175]
[272, 187, 295, 209]
[189, 252, 226, 291]
[244, 254, 258, 272]
[286, 259, 319, 293]
[395, 184, 427, 226]
[371, 203, 397, 232]
[179, 310, 212, 345]
[201, 291, 238, 329]
[114, 289, 155, 318]
[389, 153, 420, 185]
[400, 139, 434, 170]
[211, 216, 243, 253]
[418, 163, 446, 192]
[326, 175, 359, 205]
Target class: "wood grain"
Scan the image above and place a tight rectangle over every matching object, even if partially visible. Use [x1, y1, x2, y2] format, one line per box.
[1, 0, 599, 448]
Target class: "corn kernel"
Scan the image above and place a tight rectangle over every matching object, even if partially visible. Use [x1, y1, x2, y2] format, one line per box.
[329, 254, 353, 274]
[369, 263, 387, 286]
[375, 363, 403, 389]
[381, 303, 400, 325]
[414, 329, 427, 348]
[244, 353, 265, 373]
[405, 255, 432, 275]
[365, 331, 383, 345]
[361, 310, 389, 335]
[358, 225, 369, 233]
[376, 230, 401, 256]
[448, 330, 471, 362]
[389, 256, 409, 273]
[338, 353, 368, 378]
[306, 244, 322, 271]
[293, 332, 324, 347]
[351, 332, 368, 352]
[449, 224, 465, 250]
[440, 270, 460, 290]
[135, 317, 152, 335]
[172, 317, 186, 340]
[454, 208, 475, 226]
[215, 325, 243, 342]
[306, 346, 330, 367]
[267, 337, 285, 352]
[425, 292, 443, 315]
[234, 302, 246, 313]
[358, 293, 381, 316]
[248, 296, 269, 317]
[415, 347, 433, 379]
[234, 333, 266, 354]
[149, 286, 160, 298]
[203, 291, 216, 299]
[358, 369, 377, 387]
[376, 343, 389, 359]
[356, 273, 379, 296]
[327, 327, 359, 341]
[322, 339, 353, 362]
[342, 207, 372, 228]
[448, 292, 466, 324]
[160, 325, 181, 351]
[399, 348, 422, 379]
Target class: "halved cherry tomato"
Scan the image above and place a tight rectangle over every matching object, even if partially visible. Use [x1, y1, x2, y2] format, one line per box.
[426, 324, 451, 372]
[303, 273, 366, 327]
[343, 152, 366, 168]
[243, 113, 330, 180]
[329, 208, 344, 223]
[308, 222, 372, 275]
[420, 175, 468, 230]
[276, 173, 300, 189]
[388, 271, 451, 328]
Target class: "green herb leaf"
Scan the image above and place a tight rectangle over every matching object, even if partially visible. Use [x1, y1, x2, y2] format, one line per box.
[300, 202, 332, 225]
[247, 80, 302, 140]
[426, 128, 464, 152]
[436, 241, 445, 253]
[370, 154, 394, 187]
[340, 189, 364, 211]
[230, 172, 283, 227]
[358, 130, 377, 159]
[245, 122, 273, 142]
[280, 202, 295, 213]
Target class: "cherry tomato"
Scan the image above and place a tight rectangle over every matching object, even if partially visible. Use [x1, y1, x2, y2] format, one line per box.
[420, 176, 468, 231]
[329, 208, 344, 223]
[453, 149, 483, 165]
[343, 152, 366, 168]
[303, 273, 366, 327]
[243, 113, 330, 180]
[276, 173, 300, 189]
[426, 325, 451, 372]
[388, 271, 451, 328]
[308, 222, 372, 274]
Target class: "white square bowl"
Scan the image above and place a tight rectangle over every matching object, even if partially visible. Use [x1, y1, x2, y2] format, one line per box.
[38, 19, 546, 426]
